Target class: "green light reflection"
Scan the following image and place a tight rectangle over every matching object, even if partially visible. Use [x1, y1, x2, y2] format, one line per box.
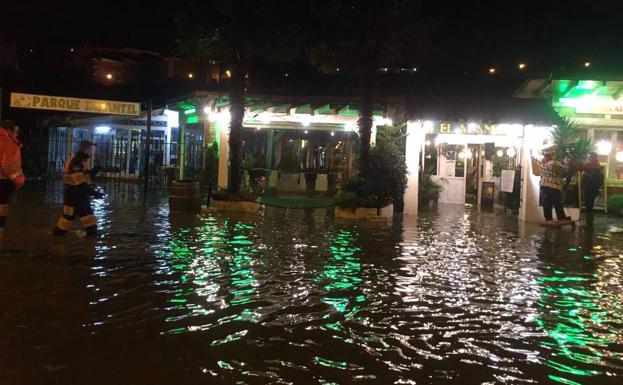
[535, 261, 622, 383]
[317, 228, 364, 316]
[162, 216, 259, 333]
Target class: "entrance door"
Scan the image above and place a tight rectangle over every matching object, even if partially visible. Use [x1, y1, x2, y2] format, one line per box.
[435, 144, 466, 205]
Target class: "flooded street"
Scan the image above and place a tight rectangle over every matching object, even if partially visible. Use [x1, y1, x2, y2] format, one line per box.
[1, 182, 622, 385]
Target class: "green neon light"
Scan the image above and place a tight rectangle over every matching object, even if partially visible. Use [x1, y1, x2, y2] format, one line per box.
[183, 108, 196, 115]
[186, 115, 198, 124]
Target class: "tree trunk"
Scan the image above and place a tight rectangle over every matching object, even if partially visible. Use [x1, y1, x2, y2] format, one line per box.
[228, 61, 247, 193]
[358, 72, 374, 175]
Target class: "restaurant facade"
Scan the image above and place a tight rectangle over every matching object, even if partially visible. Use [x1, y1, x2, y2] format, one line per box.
[516, 77, 623, 212]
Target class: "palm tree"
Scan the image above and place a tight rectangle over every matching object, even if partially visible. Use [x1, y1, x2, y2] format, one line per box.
[310, 0, 433, 173]
[176, 0, 302, 192]
[551, 117, 592, 161]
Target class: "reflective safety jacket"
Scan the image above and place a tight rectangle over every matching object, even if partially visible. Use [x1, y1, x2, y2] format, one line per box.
[0, 128, 24, 186]
[63, 152, 92, 186]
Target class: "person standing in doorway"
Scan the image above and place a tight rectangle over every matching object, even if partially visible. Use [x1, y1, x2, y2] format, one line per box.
[0, 120, 25, 244]
[537, 144, 571, 221]
[572, 152, 602, 213]
[53, 140, 102, 237]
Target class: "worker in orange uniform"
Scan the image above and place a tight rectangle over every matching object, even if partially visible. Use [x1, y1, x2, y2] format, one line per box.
[53, 140, 102, 237]
[0, 120, 25, 243]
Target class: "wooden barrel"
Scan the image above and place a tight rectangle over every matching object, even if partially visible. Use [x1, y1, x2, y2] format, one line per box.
[169, 180, 202, 212]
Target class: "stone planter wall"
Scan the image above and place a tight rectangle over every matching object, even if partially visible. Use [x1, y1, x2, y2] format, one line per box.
[334, 204, 393, 221]
[209, 199, 257, 213]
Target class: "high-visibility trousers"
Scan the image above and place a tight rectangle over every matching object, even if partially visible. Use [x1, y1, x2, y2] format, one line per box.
[0, 179, 15, 240]
[54, 185, 96, 236]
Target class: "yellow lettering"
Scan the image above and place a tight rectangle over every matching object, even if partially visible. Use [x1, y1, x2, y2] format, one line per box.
[41, 97, 49, 108]
[33, 96, 41, 107]
[49, 98, 58, 108]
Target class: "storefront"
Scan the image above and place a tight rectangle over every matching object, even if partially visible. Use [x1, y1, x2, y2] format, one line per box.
[167, 92, 393, 194]
[517, 78, 623, 211]
[402, 97, 559, 222]
[47, 109, 189, 178]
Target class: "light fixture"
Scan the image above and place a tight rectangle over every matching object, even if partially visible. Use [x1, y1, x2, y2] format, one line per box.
[506, 147, 516, 157]
[106, 73, 113, 80]
[164, 109, 179, 128]
[596, 140, 611, 155]
[458, 152, 465, 159]
[489, 67, 496, 74]
[203, 106, 212, 114]
[259, 112, 271, 124]
[225, 69, 232, 78]
[423, 120, 433, 132]
[304, 130, 308, 134]
[95, 126, 111, 134]
[518, 63, 526, 70]
[496, 149, 504, 157]
[301, 115, 311, 127]
[330, 131, 335, 136]
[616, 151, 623, 162]
[425, 140, 431, 146]
[467, 122, 477, 132]
[187, 73, 193, 79]
[584, 61, 591, 68]
[464, 149, 473, 158]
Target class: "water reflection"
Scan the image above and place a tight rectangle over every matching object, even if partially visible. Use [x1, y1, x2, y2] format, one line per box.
[3, 184, 623, 384]
[318, 228, 363, 313]
[535, 221, 623, 385]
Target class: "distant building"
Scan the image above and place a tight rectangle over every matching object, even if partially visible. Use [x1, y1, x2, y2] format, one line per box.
[18, 43, 222, 86]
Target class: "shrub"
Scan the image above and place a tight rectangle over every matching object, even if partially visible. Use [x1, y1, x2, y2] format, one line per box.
[607, 195, 623, 215]
[341, 125, 407, 211]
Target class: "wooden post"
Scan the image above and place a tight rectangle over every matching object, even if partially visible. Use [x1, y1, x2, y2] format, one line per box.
[178, 122, 187, 181]
[143, 100, 152, 195]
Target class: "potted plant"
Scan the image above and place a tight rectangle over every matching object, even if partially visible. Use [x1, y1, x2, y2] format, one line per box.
[335, 125, 407, 221]
[418, 165, 442, 208]
[551, 118, 592, 220]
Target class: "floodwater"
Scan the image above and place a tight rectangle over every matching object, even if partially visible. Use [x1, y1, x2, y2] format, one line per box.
[1, 181, 622, 385]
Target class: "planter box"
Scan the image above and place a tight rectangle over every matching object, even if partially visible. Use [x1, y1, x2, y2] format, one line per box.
[335, 204, 393, 221]
[209, 199, 257, 213]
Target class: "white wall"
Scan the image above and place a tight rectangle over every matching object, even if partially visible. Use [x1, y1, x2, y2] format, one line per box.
[404, 121, 425, 215]
[519, 125, 553, 222]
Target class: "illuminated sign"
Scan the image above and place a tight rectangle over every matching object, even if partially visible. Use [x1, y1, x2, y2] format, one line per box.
[559, 96, 623, 115]
[10, 92, 140, 116]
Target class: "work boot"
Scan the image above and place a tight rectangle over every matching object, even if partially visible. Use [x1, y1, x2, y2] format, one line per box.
[53, 227, 67, 236]
[85, 226, 97, 238]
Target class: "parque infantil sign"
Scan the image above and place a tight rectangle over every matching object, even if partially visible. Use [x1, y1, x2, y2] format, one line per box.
[10, 92, 140, 116]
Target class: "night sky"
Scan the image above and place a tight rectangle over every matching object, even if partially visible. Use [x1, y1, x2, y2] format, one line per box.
[3, 0, 623, 74]
[1, 0, 622, 95]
